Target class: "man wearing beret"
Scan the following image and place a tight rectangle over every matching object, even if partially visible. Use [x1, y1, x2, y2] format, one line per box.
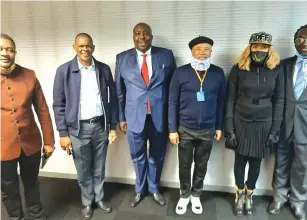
[168, 36, 226, 215]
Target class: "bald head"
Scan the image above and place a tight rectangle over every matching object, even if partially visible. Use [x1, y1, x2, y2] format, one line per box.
[133, 22, 152, 34]
[75, 33, 93, 44]
[133, 22, 153, 53]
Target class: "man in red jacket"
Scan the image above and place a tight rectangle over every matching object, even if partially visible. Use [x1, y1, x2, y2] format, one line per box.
[1, 33, 55, 220]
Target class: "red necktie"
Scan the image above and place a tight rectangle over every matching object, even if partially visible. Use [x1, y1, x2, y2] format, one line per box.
[141, 54, 150, 112]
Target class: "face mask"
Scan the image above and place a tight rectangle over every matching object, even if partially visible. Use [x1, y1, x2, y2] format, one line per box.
[191, 57, 210, 71]
[251, 51, 268, 63]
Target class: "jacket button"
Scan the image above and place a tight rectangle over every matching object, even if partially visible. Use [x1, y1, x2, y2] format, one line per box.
[17, 130, 21, 134]
[8, 87, 11, 90]
[10, 97, 14, 101]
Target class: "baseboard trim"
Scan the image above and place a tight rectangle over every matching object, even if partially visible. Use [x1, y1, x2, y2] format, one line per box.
[39, 171, 273, 196]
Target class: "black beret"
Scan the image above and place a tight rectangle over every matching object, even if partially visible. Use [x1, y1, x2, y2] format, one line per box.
[189, 36, 214, 49]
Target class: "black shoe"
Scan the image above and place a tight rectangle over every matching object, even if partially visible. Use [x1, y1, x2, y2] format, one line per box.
[96, 200, 112, 213]
[268, 200, 284, 214]
[291, 205, 306, 220]
[152, 193, 166, 206]
[131, 193, 144, 207]
[82, 206, 93, 220]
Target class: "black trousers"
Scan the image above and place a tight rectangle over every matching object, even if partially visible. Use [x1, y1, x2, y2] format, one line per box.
[1, 150, 45, 219]
[234, 153, 262, 190]
[178, 126, 214, 198]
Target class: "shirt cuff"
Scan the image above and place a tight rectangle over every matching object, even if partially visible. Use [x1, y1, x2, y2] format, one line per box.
[59, 130, 69, 137]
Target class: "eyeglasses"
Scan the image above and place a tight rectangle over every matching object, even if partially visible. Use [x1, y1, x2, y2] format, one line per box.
[295, 38, 307, 45]
[0, 47, 16, 53]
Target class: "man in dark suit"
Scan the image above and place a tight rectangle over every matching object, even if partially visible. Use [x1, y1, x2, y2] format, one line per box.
[53, 33, 118, 220]
[115, 23, 176, 207]
[269, 25, 307, 220]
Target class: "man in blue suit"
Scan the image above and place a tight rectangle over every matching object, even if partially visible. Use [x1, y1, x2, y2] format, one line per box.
[115, 22, 176, 207]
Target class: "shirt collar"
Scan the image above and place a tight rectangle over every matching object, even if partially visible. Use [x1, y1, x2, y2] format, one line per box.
[136, 47, 151, 57]
[77, 57, 95, 70]
[296, 52, 307, 64]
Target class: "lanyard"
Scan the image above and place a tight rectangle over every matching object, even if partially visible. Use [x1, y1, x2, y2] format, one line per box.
[194, 69, 208, 91]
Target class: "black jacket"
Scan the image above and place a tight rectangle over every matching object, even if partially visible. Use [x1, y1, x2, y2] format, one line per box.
[224, 64, 284, 134]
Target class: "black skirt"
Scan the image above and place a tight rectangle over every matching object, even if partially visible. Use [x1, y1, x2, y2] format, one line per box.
[228, 118, 273, 159]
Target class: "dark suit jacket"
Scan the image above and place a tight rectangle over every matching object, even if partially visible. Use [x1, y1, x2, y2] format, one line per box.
[281, 56, 307, 144]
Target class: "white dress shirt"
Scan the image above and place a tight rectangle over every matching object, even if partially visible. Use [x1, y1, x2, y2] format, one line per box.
[77, 58, 103, 120]
[136, 48, 152, 114]
[136, 47, 153, 79]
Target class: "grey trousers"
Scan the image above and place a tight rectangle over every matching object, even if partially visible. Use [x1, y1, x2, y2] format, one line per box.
[289, 143, 307, 207]
[273, 135, 294, 203]
[70, 121, 109, 206]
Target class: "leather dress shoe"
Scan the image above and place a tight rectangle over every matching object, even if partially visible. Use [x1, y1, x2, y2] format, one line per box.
[291, 205, 306, 220]
[131, 193, 144, 207]
[152, 193, 166, 206]
[97, 200, 112, 213]
[82, 206, 93, 220]
[268, 200, 285, 214]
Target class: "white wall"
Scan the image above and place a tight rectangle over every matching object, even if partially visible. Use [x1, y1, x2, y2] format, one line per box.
[1, 1, 307, 194]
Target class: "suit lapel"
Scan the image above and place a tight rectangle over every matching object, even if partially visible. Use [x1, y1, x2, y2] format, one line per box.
[300, 87, 307, 101]
[288, 56, 297, 100]
[129, 49, 147, 88]
[149, 47, 158, 87]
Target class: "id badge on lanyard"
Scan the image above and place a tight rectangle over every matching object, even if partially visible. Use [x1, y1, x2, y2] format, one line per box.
[194, 69, 207, 102]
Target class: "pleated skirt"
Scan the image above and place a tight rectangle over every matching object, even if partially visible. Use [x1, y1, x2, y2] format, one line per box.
[233, 118, 273, 159]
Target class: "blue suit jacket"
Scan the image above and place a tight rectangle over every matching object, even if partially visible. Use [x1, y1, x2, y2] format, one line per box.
[115, 46, 176, 133]
[53, 56, 118, 137]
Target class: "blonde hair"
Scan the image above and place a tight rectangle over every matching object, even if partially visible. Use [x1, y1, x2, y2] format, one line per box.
[236, 44, 280, 71]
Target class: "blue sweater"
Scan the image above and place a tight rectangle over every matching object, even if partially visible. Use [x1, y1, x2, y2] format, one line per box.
[168, 64, 226, 132]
